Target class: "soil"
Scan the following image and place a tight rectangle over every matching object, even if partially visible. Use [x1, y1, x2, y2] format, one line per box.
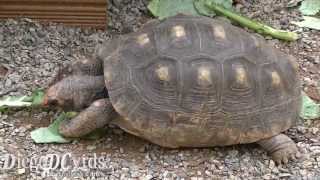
[0, 0, 319, 179]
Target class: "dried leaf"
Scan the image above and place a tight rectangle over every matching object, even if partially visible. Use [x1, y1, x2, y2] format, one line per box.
[292, 16, 320, 30]
[299, 0, 320, 15]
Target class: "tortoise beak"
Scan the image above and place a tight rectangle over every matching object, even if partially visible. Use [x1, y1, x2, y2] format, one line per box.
[42, 87, 60, 107]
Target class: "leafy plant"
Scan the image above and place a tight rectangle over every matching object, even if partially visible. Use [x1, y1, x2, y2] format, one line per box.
[202, 1, 299, 41]
[30, 111, 107, 143]
[147, 0, 298, 41]
[0, 89, 45, 112]
[300, 92, 320, 120]
[291, 0, 320, 30]
[292, 16, 320, 30]
[299, 0, 320, 15]
[30, 112, 77, 143]
[148, 0, 233, 19]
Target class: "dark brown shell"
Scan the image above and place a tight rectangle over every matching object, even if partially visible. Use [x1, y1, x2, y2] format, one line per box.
[99, 15, 301, 148]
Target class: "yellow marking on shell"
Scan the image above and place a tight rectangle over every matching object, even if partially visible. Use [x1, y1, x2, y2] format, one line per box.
[212, 25, 226, 39]
[105, 71, 112, 83]
[81, 59, 89, 64]
[156, 65, 170, 81]
[288, 55, 299, 71]
[198, 67, 212, 86]
[114, 98, 126, 112]
[251, 35, 261, 48]
[171, 25, 186, 38]
[271, 71, 281, 86]
[235, 66, 248, 85]
[93, 100, 103, 107]
[136, 33, 150, 46]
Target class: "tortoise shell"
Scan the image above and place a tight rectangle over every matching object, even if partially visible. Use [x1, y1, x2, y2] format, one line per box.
[98, 15, 301, 148]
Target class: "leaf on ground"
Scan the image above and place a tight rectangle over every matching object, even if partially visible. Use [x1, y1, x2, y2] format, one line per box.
[299, 0, 320, 15]
[292, 16, 320, 30]
[0, 89, 45, 111]
[287, 0, 303, 8]
[300, 92, 320, 120]
[30, 112, 77, 143]
[0, 96, 32, 108]
[194, 0, 233, 16]
[148, 0, 233, 19]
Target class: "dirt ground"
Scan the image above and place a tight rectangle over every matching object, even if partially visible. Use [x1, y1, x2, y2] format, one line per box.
[0, 0, 320, 179]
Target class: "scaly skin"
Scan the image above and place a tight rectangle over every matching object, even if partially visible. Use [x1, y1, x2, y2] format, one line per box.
[258, 134, 301, 164]
[50, 55, 103, 86]
[43, 75, 107, 111]
[59, 98, 117, 137]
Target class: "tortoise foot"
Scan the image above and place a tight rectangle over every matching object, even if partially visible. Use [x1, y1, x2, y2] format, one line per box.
[59, 98, 117, 138]
[257, 134, 301, 165]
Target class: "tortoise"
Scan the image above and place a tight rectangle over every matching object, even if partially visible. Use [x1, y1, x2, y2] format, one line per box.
[43, 14, 302, 164]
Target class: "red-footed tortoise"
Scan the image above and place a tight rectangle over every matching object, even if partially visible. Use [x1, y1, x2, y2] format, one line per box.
[43, 14, 302, 164]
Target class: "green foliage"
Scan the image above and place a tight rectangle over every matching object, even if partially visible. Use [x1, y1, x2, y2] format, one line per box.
[300, 92, 320, 120]
[30, 111, 106, 143]
[30, 89, 45, 106]
[30, 112, 77, 143]
[292, 16, 320, 30]
[0, 96, 32, 111]
[147, 0, 233, 19]
[194, 0, 233, 16]
[203, 2, 299, 41]
[299, 0, 320, 15]
[148, 0, 199, 19]
[0, 89, 45, 112]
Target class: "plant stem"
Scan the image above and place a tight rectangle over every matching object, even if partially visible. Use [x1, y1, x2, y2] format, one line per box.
[204, 2, 299, 41]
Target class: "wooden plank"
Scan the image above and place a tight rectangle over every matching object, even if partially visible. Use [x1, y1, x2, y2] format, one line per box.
[0, 0, 105, 3]
[0, 0, 107, 28]
[36, 20, 106, 27]
[0, 5, 106, 12]
[1, 11, 105, 17]
[0, 15, 106, 20]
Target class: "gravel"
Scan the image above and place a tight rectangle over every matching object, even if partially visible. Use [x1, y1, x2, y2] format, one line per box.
[0, 0, 320, 179]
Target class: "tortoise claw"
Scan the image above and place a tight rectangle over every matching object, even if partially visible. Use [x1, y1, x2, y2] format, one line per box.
[258, 134, 300, 165]
[270, 145, 300, 165]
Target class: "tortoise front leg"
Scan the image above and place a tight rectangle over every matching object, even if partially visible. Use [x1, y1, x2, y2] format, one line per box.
[257, 134, 301, 164]
[59, 98, 118, 138]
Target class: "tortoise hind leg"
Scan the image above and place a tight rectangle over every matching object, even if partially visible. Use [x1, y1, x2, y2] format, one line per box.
[257, 134, 301, 164]
[59, 98, 118, 138]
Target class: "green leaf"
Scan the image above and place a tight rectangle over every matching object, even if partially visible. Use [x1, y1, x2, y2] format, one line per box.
[299, 0, 320, 15]
[30, 89, 45, 106]
[300, 92, 320, 120]
[30, 112, 77, 143]
[292, 16, 320, 30]
[203, 2, 298, 41]
[287, 0, 303, 8]
[147, 0, 233, 19]
[194, 0, 214, 16]
[0, 96, 32, 108]
[148, 0, 199, 19]
[0, 89, 45, 111]
[194, 0, 233, 16]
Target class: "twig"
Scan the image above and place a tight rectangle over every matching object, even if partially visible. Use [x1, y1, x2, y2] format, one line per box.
[204, 2, 299, 41]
